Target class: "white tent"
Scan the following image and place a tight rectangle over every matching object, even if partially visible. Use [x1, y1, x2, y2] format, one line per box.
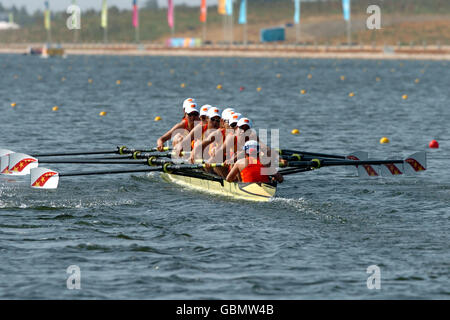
[0, 21, 20, 30]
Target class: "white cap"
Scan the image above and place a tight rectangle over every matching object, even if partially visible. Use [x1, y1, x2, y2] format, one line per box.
[229, 113, 242, 126]
[183, 98, 196, 111]
[185, 102, 199, 114]
[243, 140, 259, 155]
[207, 107, 221, 119]
[237, 117, 252, 128]
[221, 108, 235, 120]
[200, 105, 211, 116]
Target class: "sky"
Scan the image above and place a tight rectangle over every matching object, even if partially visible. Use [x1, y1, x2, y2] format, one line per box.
[0, 0, 203, 12]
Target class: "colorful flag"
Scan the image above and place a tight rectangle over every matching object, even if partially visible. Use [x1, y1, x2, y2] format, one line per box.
[132, 0, 139, 28]
[168, 0, 174, 28]
[200, 0, 207, 23]
[294, 0, 300, 24]
[9, 13, 13, 24]
[226, 0, 233, 16]
[238, 0, 246, 24]
[342, 0, 350, 21]
[101, 0, 108, 28]
[44, 1, 51, 30]
[218, 0, 226, 15]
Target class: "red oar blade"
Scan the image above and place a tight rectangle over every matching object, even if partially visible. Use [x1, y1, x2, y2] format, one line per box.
[30, 167, 59, 189]
[357, 159, 381, 178]
[404, 152, 427, 174]
[380, 161, 404, 176]
[7, 153, 38, 176]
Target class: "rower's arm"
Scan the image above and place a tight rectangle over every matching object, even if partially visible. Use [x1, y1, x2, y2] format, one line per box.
[214, 134, 233, 163]
[225, 161, 243, 182]
[178, 123, 201, 151]
[157, 122, 184, 150]
[191, 132, 215, 162]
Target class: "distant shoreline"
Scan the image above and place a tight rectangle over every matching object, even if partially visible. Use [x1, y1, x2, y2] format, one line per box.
[1, 43, 450, 61]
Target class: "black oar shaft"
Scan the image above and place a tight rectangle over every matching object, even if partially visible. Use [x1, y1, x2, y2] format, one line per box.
[280, 149, 346, 159]
[32, 150, 119, 157]
[39, 159, 149, 165]
[287, 159, 404, 168]
[60, 167, 162, 177]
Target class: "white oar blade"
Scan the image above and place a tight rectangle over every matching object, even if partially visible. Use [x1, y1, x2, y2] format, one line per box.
[404, 152, 427, 175]
[380, 161, 404, 176]
[1, 150, 14, 175]
[346, 151, 368, 161]
[346, 151, 369, 175]
[8, 153, 38, 176]
[1, 155, 10, 174]
[357, 159, 381, 178]
[0, 149, 13, 157]
[30, 167, 59, 189]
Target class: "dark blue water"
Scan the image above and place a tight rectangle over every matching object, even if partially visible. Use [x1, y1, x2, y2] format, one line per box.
[0, 54, 449, 299]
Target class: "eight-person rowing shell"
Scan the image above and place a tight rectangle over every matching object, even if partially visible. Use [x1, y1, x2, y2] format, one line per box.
[157, 98, 283, 184]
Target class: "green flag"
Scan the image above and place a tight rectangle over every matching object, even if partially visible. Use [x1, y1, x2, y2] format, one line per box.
[9, 13, 13, 24]
[101, 0, 108, 28]
[44, 2, 51, 30]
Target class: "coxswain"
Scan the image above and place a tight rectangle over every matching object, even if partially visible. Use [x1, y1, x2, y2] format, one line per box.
[226, 140, 284, 183]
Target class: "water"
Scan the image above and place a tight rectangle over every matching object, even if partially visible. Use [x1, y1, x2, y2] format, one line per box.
[0, 54, 449, 299]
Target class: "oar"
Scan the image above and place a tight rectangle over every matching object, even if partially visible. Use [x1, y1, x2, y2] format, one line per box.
[31, 146, 171, 157]
[30, 162, 226, 189]
[284, 159, 403, 168]
[282, 152, 426, 177]
[279, 149, 368, 160]
[36, 156, 188, 166]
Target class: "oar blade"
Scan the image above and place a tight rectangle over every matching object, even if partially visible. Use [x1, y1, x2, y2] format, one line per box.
[403, 152, 427, 175]
[30, 167, 59, 189]
[0, 149, 14, 157]
[357, 159, 381, 178]
[346, 151, 368, 161]
[1, 153, 14, 175]
[346, 151, 369, 174]
[7, 153, 38, 176]
[380, 161, 404, 176]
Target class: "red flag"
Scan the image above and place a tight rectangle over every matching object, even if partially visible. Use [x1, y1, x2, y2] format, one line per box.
[200, 0, 207, 23]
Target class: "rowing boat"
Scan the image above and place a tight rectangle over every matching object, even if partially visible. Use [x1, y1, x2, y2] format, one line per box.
[0, 146, 427, 202]
[161, 170, 277, 202]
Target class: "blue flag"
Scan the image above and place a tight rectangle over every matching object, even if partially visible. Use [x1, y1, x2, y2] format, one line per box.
[342, 0, 350, 21]
[226, 0, 233, 16]
[294, 0, 300, 24]
[239, 0, 246, 24]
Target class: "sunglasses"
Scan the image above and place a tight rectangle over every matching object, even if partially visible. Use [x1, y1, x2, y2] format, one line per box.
[188, 112, 199, 117]
[210, 117, 221, 123]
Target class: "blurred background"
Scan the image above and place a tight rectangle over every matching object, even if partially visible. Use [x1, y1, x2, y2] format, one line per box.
[0, 0, 449, 47]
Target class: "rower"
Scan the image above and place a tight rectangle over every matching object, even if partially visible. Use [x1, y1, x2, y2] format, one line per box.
[182, 98, 196, 119]
[174, 104, 212, 157]
[226, 140, 284, 183]
[221, 108, 235, 130]
[213, 112, 242, 165]
[190, 107, 229, 177]
[199, 105, 211, 124]
[156, 102, 199, 152]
